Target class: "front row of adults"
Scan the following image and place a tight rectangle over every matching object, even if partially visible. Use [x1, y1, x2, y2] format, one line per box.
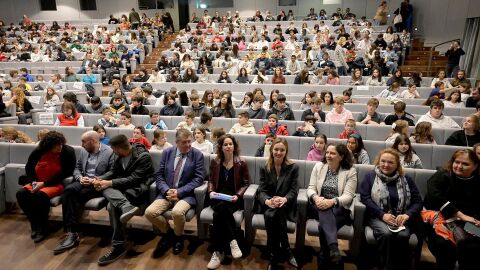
[15, 129, 480, 269]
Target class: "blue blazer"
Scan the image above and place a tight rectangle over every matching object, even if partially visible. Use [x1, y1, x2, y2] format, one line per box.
[154, 146, 205, 205]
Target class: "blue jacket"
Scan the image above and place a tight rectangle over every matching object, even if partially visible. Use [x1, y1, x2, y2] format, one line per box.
[154, 146, 205, 205]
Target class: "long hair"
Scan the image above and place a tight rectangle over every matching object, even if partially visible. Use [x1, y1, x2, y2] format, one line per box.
[61, 101, 78, 117]
[411, 122, 434, 143]
[202, 89, 214, 107]
[388, 120, 409, 138]
[12, 87, 26, 110]
[321, 143, 354, 170]
[266, 138, 293, 172]
[442, 148, 479, 174]
[374, 148, 405, 176]
[392, 134, 414, 163]
[216, 134, 240, 161]
[348, 133, 365, 157]
[269, 89, 280, 109]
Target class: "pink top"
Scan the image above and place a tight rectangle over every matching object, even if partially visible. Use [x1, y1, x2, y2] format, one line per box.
[325, 108, 354, 124]
[326, 77, 340, 85]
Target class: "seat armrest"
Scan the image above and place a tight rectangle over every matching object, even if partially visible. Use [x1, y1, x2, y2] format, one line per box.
[243, 184, 259, 215]
[194, 181, 208, 214]
[351, 195, 366, 258]
[295, 189, 308, 251]
[62, 176, 74, 186]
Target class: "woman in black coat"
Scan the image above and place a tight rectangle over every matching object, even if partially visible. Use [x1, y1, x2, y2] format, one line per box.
[445, 114, 480, 147]
[423, 149, 480, 270]
[16, 131, 76, 243]
[256, 138, 298, 269]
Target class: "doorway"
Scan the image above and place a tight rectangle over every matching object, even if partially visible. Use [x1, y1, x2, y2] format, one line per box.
[178, 0, 189, 31]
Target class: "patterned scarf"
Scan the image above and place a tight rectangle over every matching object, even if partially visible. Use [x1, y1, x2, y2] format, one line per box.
[371, 166, 411, 215]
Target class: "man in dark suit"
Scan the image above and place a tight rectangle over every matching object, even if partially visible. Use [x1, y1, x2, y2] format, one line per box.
[53, 131, 115, 255]
[93, 135, 154, 266]
[145, 128, 204, 257]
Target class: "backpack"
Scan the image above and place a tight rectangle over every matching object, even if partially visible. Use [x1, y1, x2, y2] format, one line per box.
[85, 84, 95, 97]
[33, 84, 44, 91]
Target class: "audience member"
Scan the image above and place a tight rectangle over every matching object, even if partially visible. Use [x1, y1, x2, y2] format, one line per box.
[207, 134, 249, 269]
[257, 138, 298, 269]
[145, 129, 204, 258]
[307, 143, 357, 266]
[52, 131, 115, 254]
[16, 131, 76, 243]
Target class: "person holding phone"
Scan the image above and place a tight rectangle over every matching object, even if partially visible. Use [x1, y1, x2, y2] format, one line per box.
[445, 41, 465, 77]
[423, 149, 480, 270]
[16, 131, 76, 243]
[360, 148, 423, 270]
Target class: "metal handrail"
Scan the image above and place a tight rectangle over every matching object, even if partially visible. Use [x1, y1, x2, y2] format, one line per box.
[427, 38, 461, 74]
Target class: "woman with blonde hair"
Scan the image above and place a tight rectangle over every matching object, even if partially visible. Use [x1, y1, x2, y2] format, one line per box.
[5, 87, 33, 124]
[0, 127, 32, 143]
[360, 148, 423, 270]
[445, 114, 480, 147]
[257, 138, 299, 269]
[385, 120, 409, 143]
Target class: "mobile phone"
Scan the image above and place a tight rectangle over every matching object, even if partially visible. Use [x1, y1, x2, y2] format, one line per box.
[464, 222, 480, 238]
[31, 182, 37, 189]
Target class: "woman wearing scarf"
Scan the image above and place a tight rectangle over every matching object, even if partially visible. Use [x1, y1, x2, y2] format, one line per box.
[360, 148, 423, 270]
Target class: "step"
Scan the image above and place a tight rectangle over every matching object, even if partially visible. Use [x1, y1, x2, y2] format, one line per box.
[403, 60, 448, 66]
[409, 51, 439, 56]
[405, 55, 448, 61]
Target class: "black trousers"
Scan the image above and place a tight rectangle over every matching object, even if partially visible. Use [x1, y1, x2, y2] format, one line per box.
[16, 188, 51, 230]
[264, 207, 290, 259]
[211, 200, 240, 252]
[426, 226, 480, 270]
[314, 206, 351, 252]
[62, 182, 102, 233]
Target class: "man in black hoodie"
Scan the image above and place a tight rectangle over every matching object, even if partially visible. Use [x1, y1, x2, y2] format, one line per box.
[94, 135, 154, 266]
[266, 93, 295, 120]
[185, 94, 207, 117]
[130, 96, 149, 115]
[133, 68, 150, 82]
[384, 101, 415, 126]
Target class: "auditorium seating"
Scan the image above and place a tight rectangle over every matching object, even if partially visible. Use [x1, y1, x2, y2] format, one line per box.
[0, 141, 438, 258]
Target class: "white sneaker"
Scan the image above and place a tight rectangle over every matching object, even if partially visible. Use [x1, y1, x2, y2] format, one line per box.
[229, 239, 243, 259]
[207, 251, 224, 269]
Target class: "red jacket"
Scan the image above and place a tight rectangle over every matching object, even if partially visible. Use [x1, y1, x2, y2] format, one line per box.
[129, 136, 152, 150]
[258, 124, 289, 136]
[58, 113, 81, 126]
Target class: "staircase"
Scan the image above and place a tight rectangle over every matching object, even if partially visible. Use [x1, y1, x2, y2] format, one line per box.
[133, 33, 178, 74]
[400, 38, 448, 77]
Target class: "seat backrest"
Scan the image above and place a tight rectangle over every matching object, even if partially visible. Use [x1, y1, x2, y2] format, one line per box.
[363, 141, 386, 163]
[304, 160, 317, 189]
[413, 169, 436, 199]
[366, 125, 391, 141]
[253, 157, 267, 185]
[0, 143, 9, 166]
[411, 143, 433, 170]
[235, 134, 263, 156]
[9, 144, 37, 164]
[432, 145, 462, 170]
[355, 164, 375, 191]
